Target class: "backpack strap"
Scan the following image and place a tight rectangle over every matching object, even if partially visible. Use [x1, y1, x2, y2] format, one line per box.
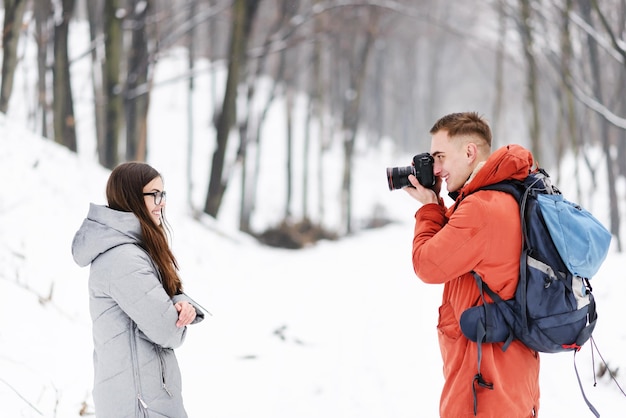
[460, 181, 527, 416]
[468, 271, 495, 416]
[573, 349, 601, 417]
[468, 175, 603, 417]
[470, 178, 536, 333]
[457, 175, 542, 415]
[471, 271, 516, 350]
[471, 330, 493, 416]
[576, 284, 597, 347]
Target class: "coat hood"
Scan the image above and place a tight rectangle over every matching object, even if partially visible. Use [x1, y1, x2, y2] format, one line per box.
[458, 144, 534, 198]
[72, 203, 143, 267]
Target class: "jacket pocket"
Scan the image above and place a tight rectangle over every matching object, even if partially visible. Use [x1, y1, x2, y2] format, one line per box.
[437, 301, 461, 341]
[437, 302, 463, 377]
[155, 345, 174, 398]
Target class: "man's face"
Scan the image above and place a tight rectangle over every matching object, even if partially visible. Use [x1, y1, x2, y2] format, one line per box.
[429, 130, 475, 193]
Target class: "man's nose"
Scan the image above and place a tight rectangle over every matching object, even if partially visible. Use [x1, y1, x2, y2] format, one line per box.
[433, 161, 443, 175]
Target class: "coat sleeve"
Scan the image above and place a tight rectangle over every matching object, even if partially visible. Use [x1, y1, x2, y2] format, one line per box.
[412, 195, 492, 284]
[101, 245, 188, 349]
[172, 293, 205, 324]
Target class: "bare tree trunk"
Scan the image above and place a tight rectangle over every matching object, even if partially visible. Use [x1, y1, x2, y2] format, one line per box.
[125, 0, 151, 162]
[102, 0, 125, 168]
[238, 89, 254, 233]
[204, 0, 260, 218]
[239, 0, 292, 233]
[302, 96, 313, 221]
[491, 0, 506, 139]
[187, 0, 197, 211]
[616, 72, 626, 177]
[207, 0, 220, 114]
[594, 0, 626, 179]
[517, 0, 542, 163]
[616, 0, 626, 180]
[0, 0, 27, 114]
[34, 0, 53, 138]
[86, 0, 106, 157]
[52, 0, 77, 152]
[285, 85, 295, 219]
[340, 9, 378, 235]
[315, 6, 331, 227]
[557, 0, 584, 202]
[579, 0, 622, 251]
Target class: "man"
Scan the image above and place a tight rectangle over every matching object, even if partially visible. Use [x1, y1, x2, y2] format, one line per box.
[404, 112, 540, 417]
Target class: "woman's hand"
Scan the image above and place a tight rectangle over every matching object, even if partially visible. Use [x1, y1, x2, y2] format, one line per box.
[174, 301, 197, 328]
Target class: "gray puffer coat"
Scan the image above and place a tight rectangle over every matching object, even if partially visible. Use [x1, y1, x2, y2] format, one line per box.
[72, 204, 204, 418]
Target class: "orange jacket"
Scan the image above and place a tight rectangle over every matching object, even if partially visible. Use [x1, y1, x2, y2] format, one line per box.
[413, 145, 540, 417]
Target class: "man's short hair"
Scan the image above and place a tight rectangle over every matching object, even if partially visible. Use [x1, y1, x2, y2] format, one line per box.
[429, 112, 492, 147]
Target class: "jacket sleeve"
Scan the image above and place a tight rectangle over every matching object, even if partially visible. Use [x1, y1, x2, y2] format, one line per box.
[102, 245, 188, 349]
[172, 293, 205, 324]
[412, 195, 491, 284]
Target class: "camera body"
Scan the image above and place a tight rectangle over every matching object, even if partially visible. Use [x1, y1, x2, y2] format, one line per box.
[386, 153, 435, 191]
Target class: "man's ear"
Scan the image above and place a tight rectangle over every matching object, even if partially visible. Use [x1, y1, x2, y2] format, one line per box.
[466, 142, 478, 162]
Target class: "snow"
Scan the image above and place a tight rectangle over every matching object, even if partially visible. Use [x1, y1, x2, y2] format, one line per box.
[1, 22, 626, 418]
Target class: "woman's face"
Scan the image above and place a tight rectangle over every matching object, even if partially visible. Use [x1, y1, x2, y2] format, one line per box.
[142, 176, 166, 225]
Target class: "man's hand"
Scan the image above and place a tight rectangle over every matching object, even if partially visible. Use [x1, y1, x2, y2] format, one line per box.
[404, 174, 440, 205]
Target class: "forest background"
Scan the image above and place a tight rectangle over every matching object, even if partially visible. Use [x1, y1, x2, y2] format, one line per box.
[2, 1, 626, 416]
[1, 0, 625, 246]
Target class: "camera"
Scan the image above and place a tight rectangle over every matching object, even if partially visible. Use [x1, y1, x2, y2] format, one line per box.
[386, 153, 435, 191]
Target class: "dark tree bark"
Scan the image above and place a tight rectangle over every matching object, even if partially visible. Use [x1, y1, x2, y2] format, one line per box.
[52, 0, 77, 151]
[125, 0, 152, 162]
[239, 0, 294, 233]
[579, 0, 622, 251]
[556, 0, 584, 200]
[187, 0, 198, 211]
[0, 0, 27, 113]
[302, 15, 324, 222]
[517, 0, 542, 163]
[101, 0, 124, 168]
[284, 85, 295, 219]
[340, 8, 378, 234]
[590, 0, 626, 181]
[204, 0, 261, 218]
[34, 0, 53, 138]
[86, 0, 106, 155]
[491, 0, 507, 139]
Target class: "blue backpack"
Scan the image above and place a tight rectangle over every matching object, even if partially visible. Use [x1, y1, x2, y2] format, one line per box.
[458, 169, 612, 417]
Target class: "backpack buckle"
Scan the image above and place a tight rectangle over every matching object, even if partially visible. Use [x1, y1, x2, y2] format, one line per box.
[562, 343, 582, 352]
[472, 373, 494, 416]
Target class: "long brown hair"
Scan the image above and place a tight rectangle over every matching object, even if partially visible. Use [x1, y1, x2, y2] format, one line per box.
[106, 162, 183, 297]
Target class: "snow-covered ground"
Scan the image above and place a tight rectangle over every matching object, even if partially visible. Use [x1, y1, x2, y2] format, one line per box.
[1, 20, 626, 418]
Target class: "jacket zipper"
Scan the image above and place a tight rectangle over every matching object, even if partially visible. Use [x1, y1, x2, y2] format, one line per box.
[131, 246, 177, 402]
[155, 345, 173, 397]
[130, 319, 149, 416]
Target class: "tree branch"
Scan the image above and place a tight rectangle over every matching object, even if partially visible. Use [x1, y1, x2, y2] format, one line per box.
[0, 376, 44, 416]
[590, 0, 626, 66]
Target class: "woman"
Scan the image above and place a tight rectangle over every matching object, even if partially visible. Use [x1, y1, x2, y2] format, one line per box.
[72, 162, 204, 417]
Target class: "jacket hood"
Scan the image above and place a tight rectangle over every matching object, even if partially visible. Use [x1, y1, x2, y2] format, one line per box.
[460, 144, 534, 197]
[72, 203, 143, 267]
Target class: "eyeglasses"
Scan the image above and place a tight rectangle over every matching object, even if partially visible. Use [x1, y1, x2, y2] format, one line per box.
[143, 191, 167, 205]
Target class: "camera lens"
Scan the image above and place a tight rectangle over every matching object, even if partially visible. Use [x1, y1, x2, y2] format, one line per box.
[386, 166, 414, 191]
